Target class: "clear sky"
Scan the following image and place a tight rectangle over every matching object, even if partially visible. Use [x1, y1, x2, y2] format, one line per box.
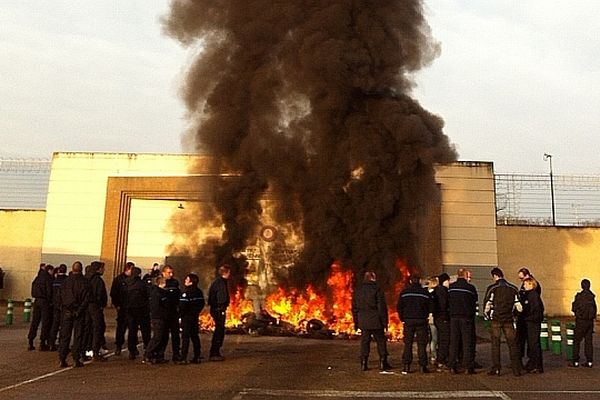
[1, 1, 599, 174]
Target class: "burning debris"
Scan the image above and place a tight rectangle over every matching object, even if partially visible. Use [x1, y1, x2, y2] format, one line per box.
[163, 1, 456, 332]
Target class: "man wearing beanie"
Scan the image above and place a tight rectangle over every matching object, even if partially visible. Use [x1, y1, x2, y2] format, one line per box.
[570, 279, 597, 368]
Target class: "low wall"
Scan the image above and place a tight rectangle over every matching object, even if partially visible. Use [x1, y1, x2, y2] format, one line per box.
[0, 210, 45, 301]
[497, 225, 600, 316]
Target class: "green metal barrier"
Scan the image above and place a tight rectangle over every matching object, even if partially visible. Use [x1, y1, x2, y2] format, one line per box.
[540, 319, 549, 351]
[550, 319, 561, 355]
[565, 322, 575, 360]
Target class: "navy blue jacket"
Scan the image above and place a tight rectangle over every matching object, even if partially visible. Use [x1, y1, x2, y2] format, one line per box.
[397, 283, 433, 322]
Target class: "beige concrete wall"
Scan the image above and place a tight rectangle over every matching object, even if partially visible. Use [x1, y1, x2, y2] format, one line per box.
[0, 210, 45, 300]
[497, 225, 600, 316]
[41, 152, 194, 267]
[436, 162, 498, 295]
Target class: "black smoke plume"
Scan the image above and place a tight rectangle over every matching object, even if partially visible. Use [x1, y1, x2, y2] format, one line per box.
[163, 0, 457, 289]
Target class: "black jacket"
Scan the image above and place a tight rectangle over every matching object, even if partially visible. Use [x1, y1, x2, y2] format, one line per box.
[124, 276, 149, 310]
[484, 278, 521, 322]
[521, 289, 544, 323]
[52, 274, 68, 309]
[351, 281, 388, 330]
[397, 283, 433, 322]
[164, 278, 180, 313]
[448, 278, 478, 319]
[208, 276, 230, 311]
[432, 285, 449, 321]
[572, 289, 597, 321]
[60, 272, 90, 317]
[109, 272, 129, 308]
[179, 286, 205, 318]
[89, 272, 108, 308]
[149, 285, 168, 320]
[31, 269, 53, 301]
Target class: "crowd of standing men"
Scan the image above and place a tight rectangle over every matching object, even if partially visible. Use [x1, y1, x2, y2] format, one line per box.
[27, 260, 232, 368]
[352, 266, 597, 376]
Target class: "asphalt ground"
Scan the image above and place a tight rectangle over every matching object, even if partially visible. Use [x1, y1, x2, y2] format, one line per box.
[1, 307, 600, 400]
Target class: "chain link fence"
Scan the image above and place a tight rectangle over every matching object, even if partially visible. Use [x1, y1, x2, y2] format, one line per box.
[0, 158, 51, 209]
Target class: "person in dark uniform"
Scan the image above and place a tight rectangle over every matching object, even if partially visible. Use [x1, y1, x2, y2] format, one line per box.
[351, 271, 390, 372]
[521, 277, 544, 373]
[484, 267, 522, 376]
[570, 279, 597, 368]
[58, 261, 90, 368]
[516, 267, 542, 361]
[28, 263, 54, 351]
[161, 265, 182, 362]
[432, 273, 450, 369]
[144, 276, 169, 364]
[208, 264, 231, 361]
[88, 261, 108, 361]
[123, 266, 150, 360]
[397, 274, 433, 374]
[110, 261, 133, 355]
[447, 268, 478, 374]
[179, 273, 205, 364]
[49, 264, 68, 351]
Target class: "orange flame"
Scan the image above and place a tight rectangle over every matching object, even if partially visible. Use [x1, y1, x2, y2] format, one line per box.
[199, 259, 412, 340]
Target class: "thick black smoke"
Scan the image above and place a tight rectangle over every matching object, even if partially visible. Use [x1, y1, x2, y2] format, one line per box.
[163, 0, 457, 289]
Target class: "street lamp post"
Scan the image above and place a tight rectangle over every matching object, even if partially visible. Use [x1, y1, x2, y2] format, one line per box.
[544, 153, 556, 226]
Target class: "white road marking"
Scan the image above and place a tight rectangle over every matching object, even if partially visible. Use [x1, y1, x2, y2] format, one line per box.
[235, 389, 513, 399]
[0, 349, 119, 393]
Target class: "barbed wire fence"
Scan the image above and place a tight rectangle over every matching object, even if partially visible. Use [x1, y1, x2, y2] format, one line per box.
[0, 158, 51, 210]
[495, 174, 600, 227]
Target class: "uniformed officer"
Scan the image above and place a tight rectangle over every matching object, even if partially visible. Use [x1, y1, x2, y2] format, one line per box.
[447, 268, 478, 374]
[397, 274, 433, 374]
[27, 263, 54, 351]
[110, 261, 133, 355]
[59, 261, 90, 368]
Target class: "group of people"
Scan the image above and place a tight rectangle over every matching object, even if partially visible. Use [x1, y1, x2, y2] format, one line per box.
[27, 260, 232, 368]
[352, 266, 597, 376]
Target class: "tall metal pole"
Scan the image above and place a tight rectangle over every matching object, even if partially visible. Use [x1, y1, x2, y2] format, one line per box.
[544, 153, 556, 226]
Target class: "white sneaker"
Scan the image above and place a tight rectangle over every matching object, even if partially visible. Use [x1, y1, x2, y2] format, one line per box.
[85, 350, 93, 357]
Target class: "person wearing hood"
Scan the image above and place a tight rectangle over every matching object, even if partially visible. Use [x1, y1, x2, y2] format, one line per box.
[570, 279, 597, 368]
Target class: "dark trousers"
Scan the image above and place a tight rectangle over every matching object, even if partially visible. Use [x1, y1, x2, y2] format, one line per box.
[88, 304, 106, 355]
[525, 321, 543, 370]
[28, 298, 52, 345]
[448, 317, 474, 369]
[359, 328, 388, 359]
[181, 315, 201, 360]
[516, 318, 527, 359]
[210, 308, 226, 356]
[126, 307, 151, 355]
[491, 319, 521, 373]
[402, 320, 429, 367]
[573, 319, 594, 363]
[49, 306, 61, 346]
[165, 314, 181, 358]
[115, 307, 128, 347]
[434, 318, 450, 365]
[59, 309, 85, 362]
[145, 318, 168, 360]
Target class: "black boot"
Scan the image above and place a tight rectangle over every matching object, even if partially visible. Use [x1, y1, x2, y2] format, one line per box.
[380, 356, 392, 371]
[27, 340, 35, 351]
[361, 357, 369, 371]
